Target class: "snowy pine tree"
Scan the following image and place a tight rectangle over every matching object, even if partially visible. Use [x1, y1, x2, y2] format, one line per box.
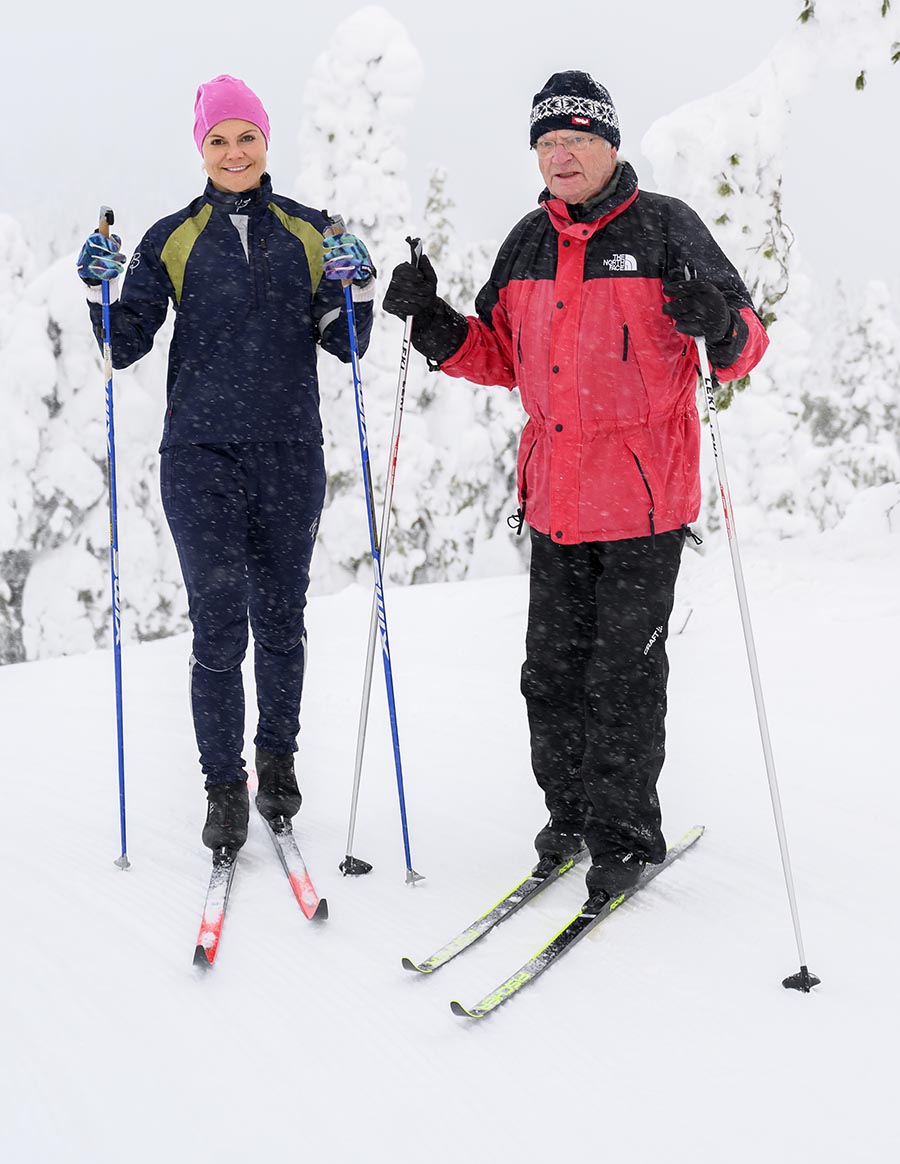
[803, 280, 900, 528]
[0, 239, 186, 663]
[293, 4, 425, 591]
[0, 215, 39, 660]
[642, 0, 900, 537]
[411, 165, 526, 580]
[295, 6, 525, 590]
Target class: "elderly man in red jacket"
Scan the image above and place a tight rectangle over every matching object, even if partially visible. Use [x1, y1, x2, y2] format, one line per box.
[383, 70, 769, 907]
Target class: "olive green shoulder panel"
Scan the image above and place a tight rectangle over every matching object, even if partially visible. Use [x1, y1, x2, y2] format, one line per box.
[159, 203, 214, 305]
[267, 203, 323, 294]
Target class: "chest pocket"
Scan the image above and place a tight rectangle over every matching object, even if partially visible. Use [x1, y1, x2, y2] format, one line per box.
[577, 311, 651, 426]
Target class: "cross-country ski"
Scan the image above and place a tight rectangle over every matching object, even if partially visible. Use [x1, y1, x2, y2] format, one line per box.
[450, 826, 704, 1018]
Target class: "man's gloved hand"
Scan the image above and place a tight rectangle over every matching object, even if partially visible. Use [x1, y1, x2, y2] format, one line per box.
[382, 253, 467, 365]
[382, 253, 440, 320]
[662, 279, 731, 343]
[322, 231, 374, 283]
[77, 232, 127, 286]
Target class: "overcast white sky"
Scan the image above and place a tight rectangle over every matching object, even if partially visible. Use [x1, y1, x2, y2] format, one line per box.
[3, 0, 897, 297]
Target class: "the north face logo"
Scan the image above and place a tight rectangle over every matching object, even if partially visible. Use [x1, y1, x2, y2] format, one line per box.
[603, 253, 638, 272]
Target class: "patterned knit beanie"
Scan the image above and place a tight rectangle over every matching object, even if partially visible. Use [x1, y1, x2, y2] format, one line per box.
[529, 71, 620, 149]
[193, 74, 271, 154]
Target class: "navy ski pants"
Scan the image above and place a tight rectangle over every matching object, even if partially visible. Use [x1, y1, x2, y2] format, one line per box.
[160, 441, 326, 786]
[521, 527, 686, 866]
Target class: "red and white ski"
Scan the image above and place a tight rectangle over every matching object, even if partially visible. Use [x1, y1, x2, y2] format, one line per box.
[193, 849, 238, 969]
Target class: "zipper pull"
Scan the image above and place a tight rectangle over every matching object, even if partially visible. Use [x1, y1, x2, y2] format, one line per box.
[506, 505, 526, 536]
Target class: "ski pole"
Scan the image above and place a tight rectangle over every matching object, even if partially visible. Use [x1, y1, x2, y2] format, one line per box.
[693, 308, 817, 992]
[98, 206, 130, 871]
[326, 216, 423, 885]
[341, 236, 422, 877]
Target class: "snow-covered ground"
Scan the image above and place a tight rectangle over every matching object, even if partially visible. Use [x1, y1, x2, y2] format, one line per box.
[3, 489, 899, 1163]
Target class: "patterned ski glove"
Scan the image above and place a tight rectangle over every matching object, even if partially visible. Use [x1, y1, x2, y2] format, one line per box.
[77, 231, 127, 286]
[662, 279, 731, 343]
[322, 231, 374, 284]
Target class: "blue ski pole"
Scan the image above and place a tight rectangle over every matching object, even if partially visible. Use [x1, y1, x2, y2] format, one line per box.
[98, 206, 130, 871]
[341, 236, 422, 878]
[327, 215, 422, 884]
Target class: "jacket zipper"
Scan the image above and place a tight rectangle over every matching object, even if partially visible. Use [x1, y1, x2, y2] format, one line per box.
[631, 452, 656, 544]
[258, 236, 271, 302]
[622, 323, 629, 361]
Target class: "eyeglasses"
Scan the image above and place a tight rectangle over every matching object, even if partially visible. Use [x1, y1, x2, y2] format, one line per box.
[534, 133, 601, 155]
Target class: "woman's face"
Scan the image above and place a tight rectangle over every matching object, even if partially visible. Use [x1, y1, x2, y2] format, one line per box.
[202, 119, 267, 193]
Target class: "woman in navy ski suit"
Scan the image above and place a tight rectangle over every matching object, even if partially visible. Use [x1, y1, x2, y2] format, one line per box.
[77, 75, 374, 853]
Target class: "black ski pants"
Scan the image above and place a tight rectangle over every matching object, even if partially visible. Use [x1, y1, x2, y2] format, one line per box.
[160, 441, 326, 787]
[521, 526, 686, 865]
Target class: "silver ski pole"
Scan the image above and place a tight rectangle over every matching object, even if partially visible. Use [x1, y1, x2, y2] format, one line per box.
[341, 237, 423, 877]
[694, 326, 818, 992]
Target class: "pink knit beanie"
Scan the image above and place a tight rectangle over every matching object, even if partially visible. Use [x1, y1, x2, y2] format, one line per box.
[193, 74, 271, 154]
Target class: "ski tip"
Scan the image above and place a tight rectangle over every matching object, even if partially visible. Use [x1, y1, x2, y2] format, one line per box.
[193, 945, 214, 970]
[297, 893, 329, 921]
[401, 956, 429, 973]
[450, 1000, 482, 1019]
[339, 855, 373, 876]
[405, 868, 426, 886]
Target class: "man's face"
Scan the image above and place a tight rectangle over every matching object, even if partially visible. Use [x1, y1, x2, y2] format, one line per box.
[536, 132, 618, 204]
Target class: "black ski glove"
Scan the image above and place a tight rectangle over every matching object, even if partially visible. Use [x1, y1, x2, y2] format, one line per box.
[383, 252, 439, 318]
[383, 253, 469, 365]
[662, 279, 731, 343]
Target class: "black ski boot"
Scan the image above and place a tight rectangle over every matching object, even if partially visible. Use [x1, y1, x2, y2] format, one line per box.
[255, 749, 302, 825]
[583, 848, 646, 910]
[533, 817, 586, 875]
[202, 779, 249, 852]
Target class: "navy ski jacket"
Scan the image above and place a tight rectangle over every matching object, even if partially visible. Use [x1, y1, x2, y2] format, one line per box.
[88, 175, 372, 450]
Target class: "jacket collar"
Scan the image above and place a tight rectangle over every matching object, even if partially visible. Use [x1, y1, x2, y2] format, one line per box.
[203, 173, 274, 215]
[540, 160, 639, 232]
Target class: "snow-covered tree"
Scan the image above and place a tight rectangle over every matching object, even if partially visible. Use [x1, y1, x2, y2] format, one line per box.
[0, 241, 186, 663]
[0, 215, 39, 660]
[798, 0, 900, 89]
[411, 165, 526, 581]
[642, 0, 900, 537]
[644, 0, 900, 377]
[296, 5, 526, 590]
[421, 166, 495, 316]
[802, 280, 900, 527]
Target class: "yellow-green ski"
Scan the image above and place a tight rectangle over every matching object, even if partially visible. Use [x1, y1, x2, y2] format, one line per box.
[450, 826, 705, 1018]
[402, 850, 586, 974]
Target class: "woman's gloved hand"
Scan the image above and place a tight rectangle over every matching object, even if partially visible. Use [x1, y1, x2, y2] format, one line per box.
[77, 232, 127, 286]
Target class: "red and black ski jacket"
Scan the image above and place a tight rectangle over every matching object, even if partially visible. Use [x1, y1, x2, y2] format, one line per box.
[439, 162, 769, 544]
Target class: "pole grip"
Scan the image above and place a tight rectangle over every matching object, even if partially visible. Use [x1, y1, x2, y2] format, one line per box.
[322, 211, 352, 288]
[98, 206, 115, 238]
